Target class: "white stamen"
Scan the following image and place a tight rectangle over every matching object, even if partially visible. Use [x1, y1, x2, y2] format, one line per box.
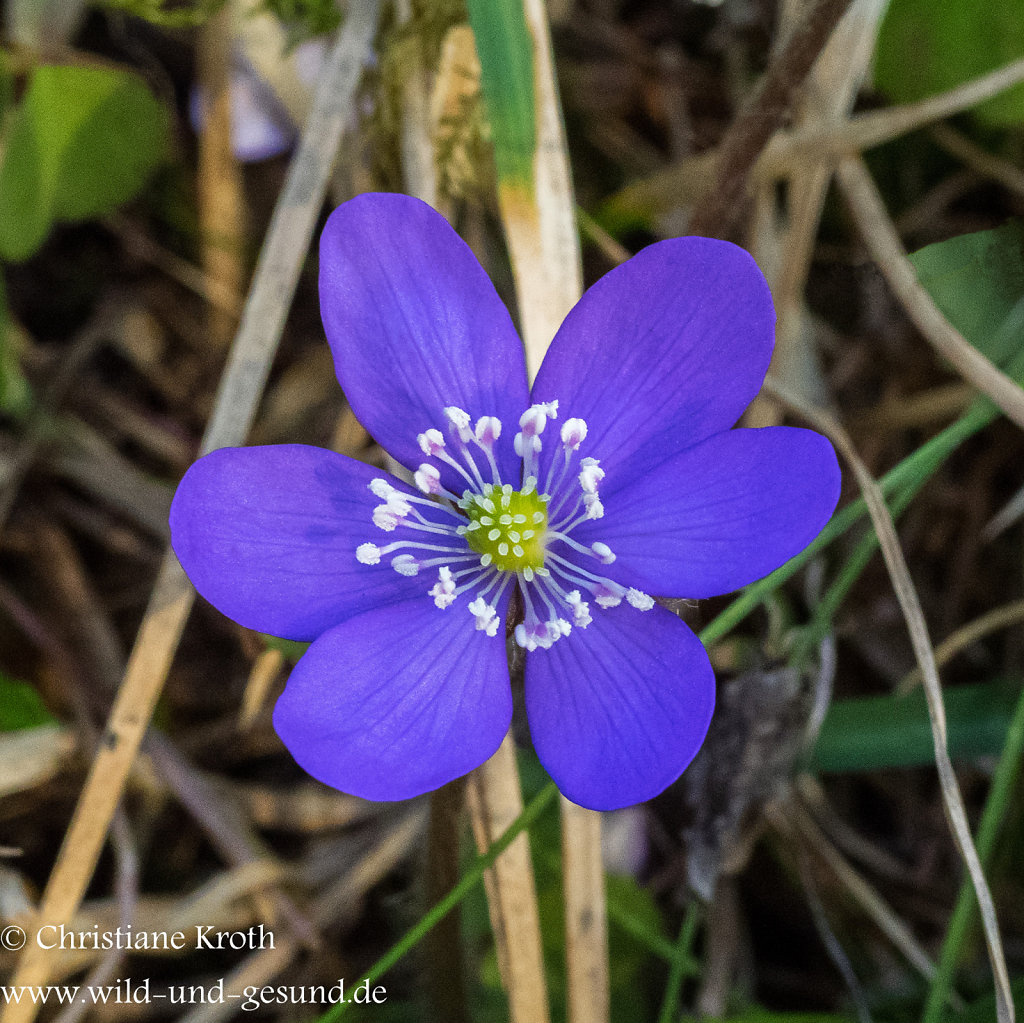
[468, 596, 500, 637]
[444, 406, 472, 442]
[356, 543, 381, 565]
[368, 478, 395, 499]
[591, 541, 615, 564]
[519, 400, 559, 437]
[583, 492, 604, 519]
[565, 590, 592, 628]
[560, 418, 587, 450]
[418, 428, 446, 456]
[372, 506, 402, 531]
[430, 566, 457, 609]
[474, 416, 501, 447]
[594, 586, 623, 608]
[579, 457, 605, 493]
[414, 463, 442, 494]
[391, 554, 421, 576]
[626, 588, 655, 610]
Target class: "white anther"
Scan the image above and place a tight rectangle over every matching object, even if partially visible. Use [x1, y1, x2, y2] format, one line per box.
[519, 400, 559, 437]
[444, 406, 473, 442]
[391, 555, 421, 576]
[579, 457, 605, 493]
[591, 541, 615, 564]
[583, 492, 605, 520]
[356, 543, 381, 565]
[560, 418, 588, 450]
[565, 590, 592, 628]
[474, 416, 502, 447]
[514, 432, 542, 459]
[373, 505, 402, 531]
[430, 567, 457, 609]
[385, 491, 412, 516]
[368, 478, 395, 499]
[414, 463, 442, 494]
[418, 428, 446, 456]
[468, 596, 500, 637]
[627, 588, 655, 611]
[514, 623, 535, 651]
[594, 584, 623, 609]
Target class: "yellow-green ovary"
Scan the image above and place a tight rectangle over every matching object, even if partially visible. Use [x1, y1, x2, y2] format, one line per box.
[463, 484, 548, 572]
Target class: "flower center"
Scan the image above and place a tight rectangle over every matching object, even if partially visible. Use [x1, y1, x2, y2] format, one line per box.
[354, 401, 654, 649]
[462, 484, 548, 572]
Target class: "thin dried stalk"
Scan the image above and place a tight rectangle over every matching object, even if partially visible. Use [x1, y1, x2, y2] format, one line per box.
[896, 598, 1024, 695]
[930, 122, 1024, 200]
[504, 3, 608, 1019]
[760, 56, 1024, 178]
[197, 2, 246, 349]
[775, 802, 938, 982]
[688, 0, 855, 238]
[765, 379, 1015, 1023]
[466, 737, 551, 1023]
[561, 799, 609, 1023]
[2, 6, 381, 1014]
[836, 156, 1024, 432]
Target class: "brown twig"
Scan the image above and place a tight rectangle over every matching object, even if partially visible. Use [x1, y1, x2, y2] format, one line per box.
[688, 0, 855, 238]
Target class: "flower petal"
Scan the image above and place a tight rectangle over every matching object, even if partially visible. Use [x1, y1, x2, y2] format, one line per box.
[525, 604, 715, 811]
[531, 237, 774, 492]
[570, 426, 841, 597]
[273, 594, 513, 801]
[319, 193, 529, 484]
[170, 444, 427, 641]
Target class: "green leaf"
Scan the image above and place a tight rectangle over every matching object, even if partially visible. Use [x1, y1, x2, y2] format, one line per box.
[0, 674, 55, 731]
[464, 0, 536, 188]
[909, 221, 1024, 375]
[812, 681, 1020, 773]
[875, 0, 1024, 127]
[0, 63, 169, 262]
[942, 975, 1024, 1022]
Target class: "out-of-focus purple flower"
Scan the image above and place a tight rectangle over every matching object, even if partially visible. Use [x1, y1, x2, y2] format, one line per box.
[188, 39, 328, 163]
[170, 193, 840, 811]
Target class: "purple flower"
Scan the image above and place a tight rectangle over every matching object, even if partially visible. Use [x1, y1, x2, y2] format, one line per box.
[170, 193, 840, 811]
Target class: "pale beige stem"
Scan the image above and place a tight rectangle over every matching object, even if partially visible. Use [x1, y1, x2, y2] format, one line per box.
[466, 737, 551, 1023]
[197, 2, 246, 349]
[497, 3, 609, 1020]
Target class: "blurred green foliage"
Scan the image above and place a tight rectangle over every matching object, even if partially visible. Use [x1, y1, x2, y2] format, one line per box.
[813, 681, 1020, 772]
[99, 0, 225, 28]
[0, 64, 169, 262]
[875, 0, 1024, 126]
[0, 674, 54, 731]
[258, 0, 341, 47]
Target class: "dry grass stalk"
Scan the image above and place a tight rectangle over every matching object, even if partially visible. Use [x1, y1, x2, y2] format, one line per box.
[493, 2, 608, 1018]
[466, 737, 551, 1023]
[1, 6, 382, 1015]
[196, 2, 246, 349]
[765, 378, 1015, 1023]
